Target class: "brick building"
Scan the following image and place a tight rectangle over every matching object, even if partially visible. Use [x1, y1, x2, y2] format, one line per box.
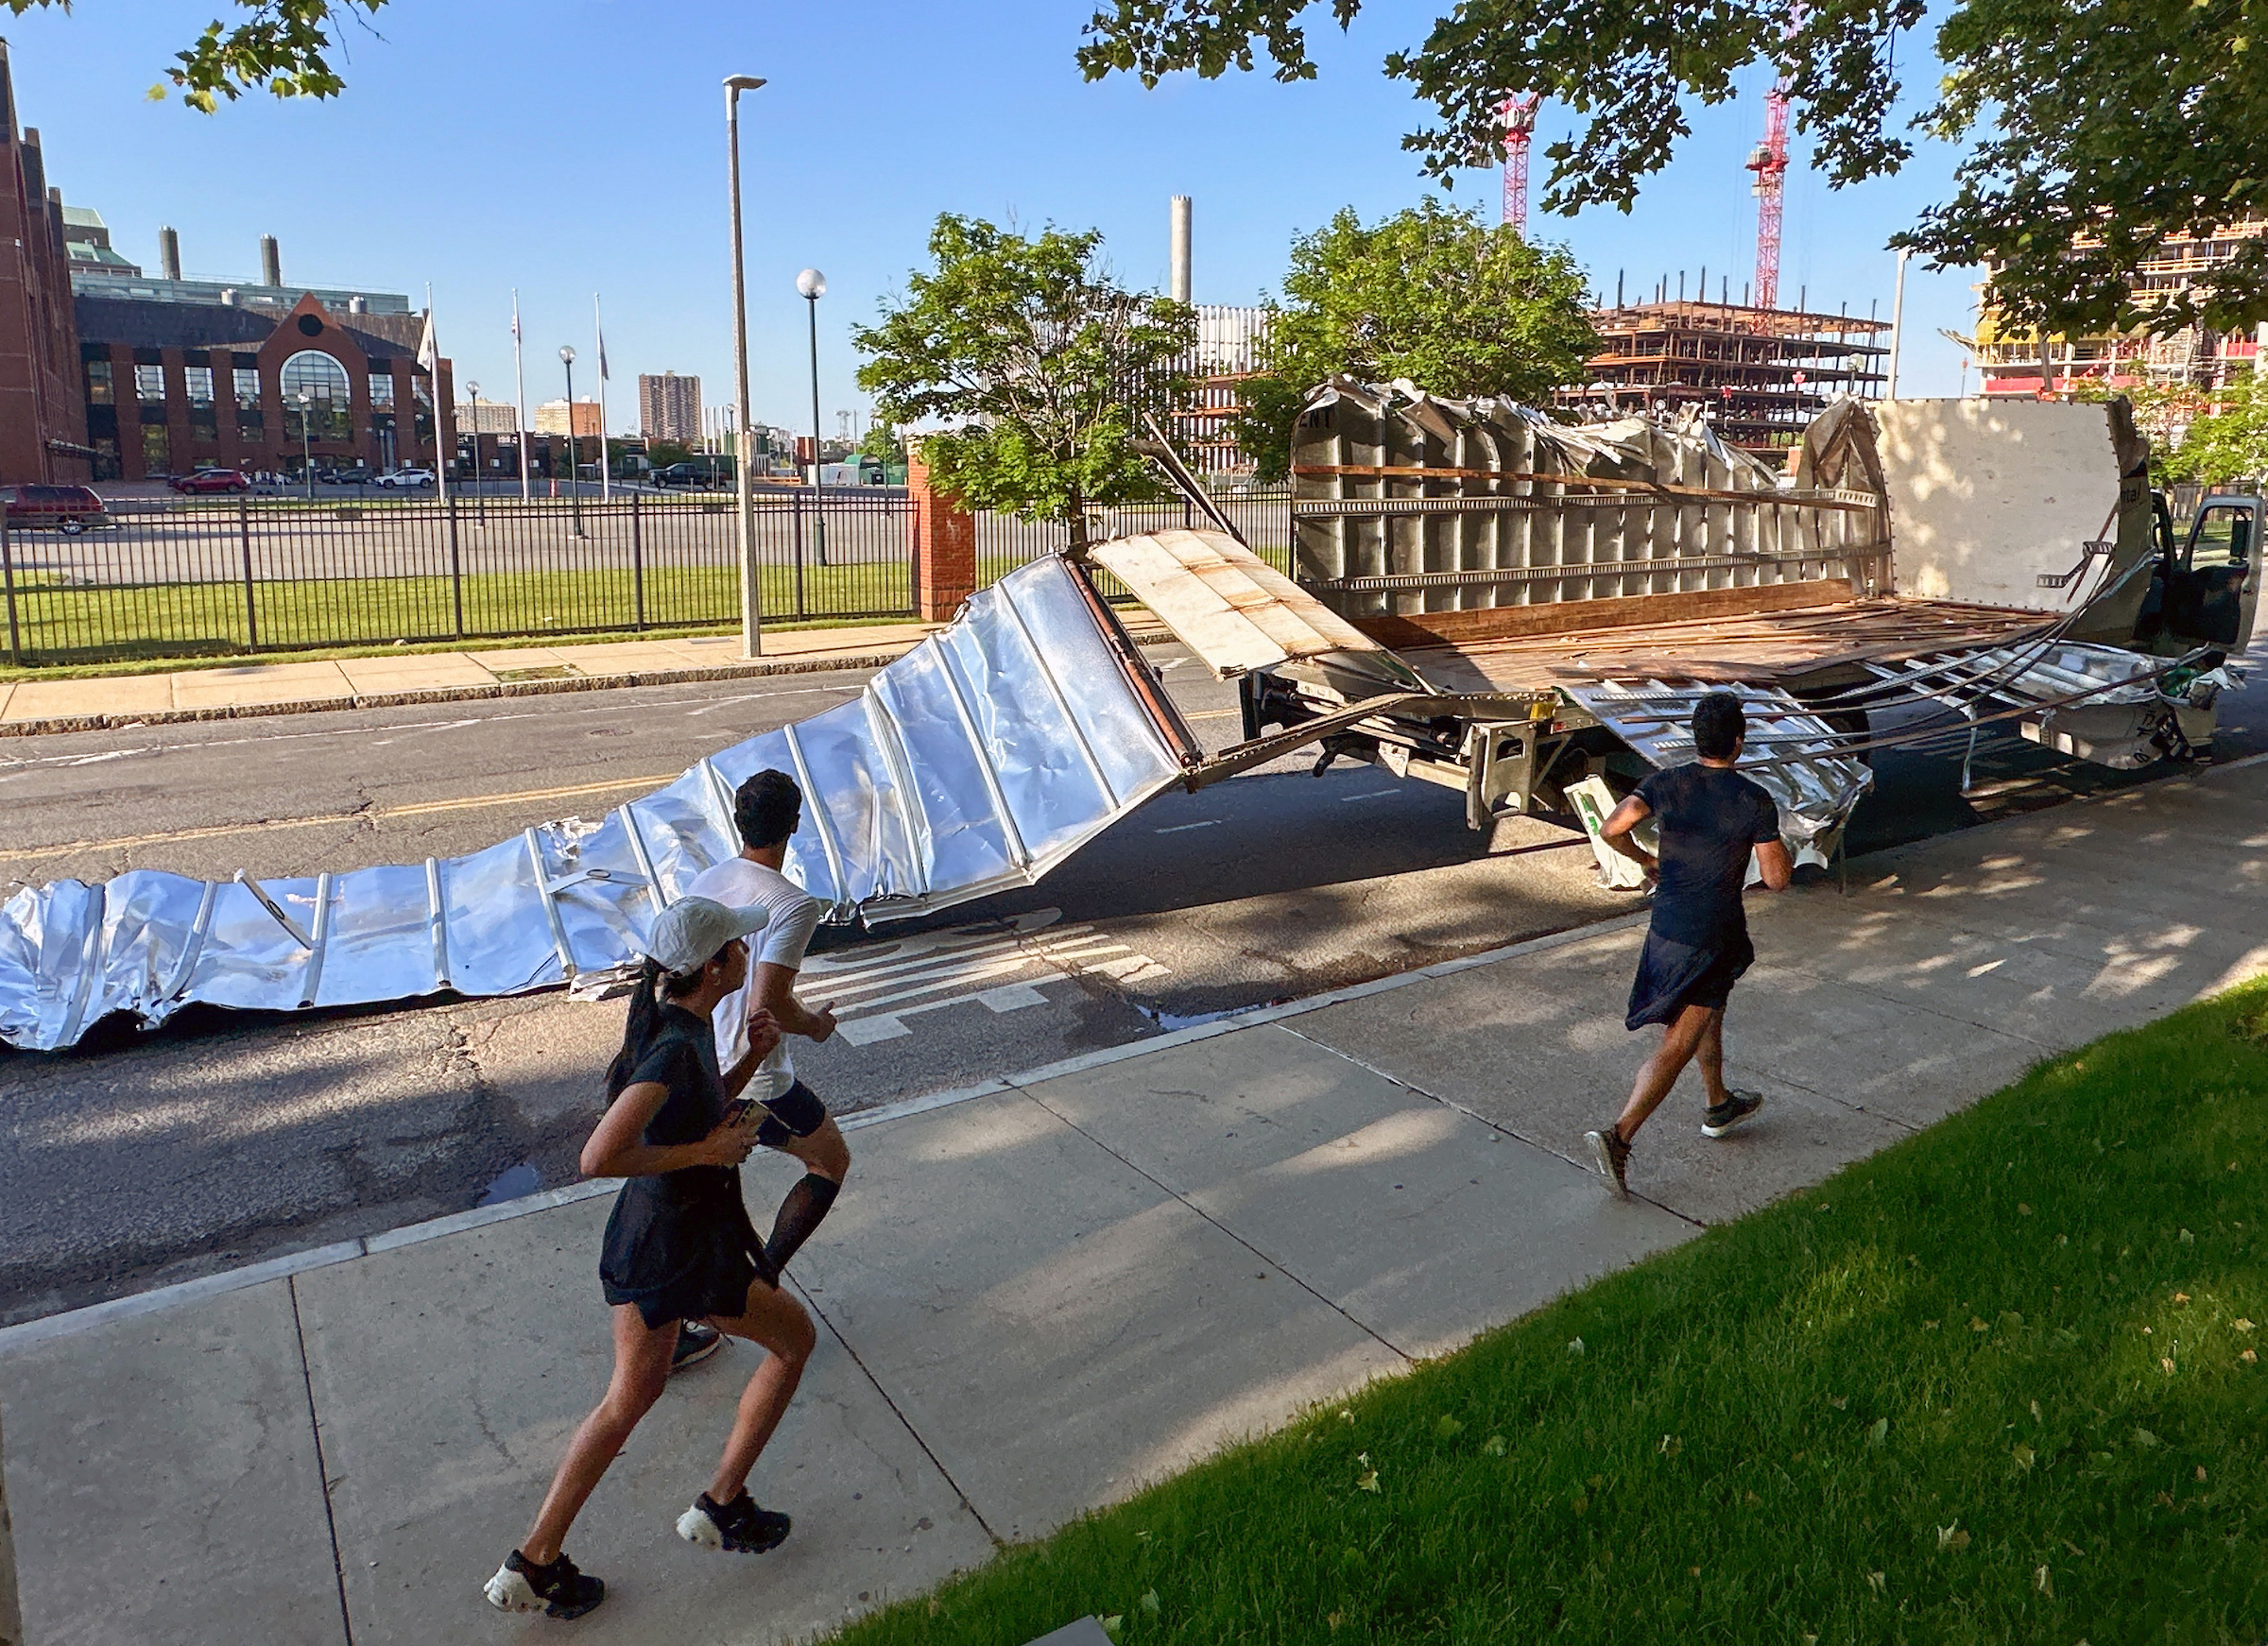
[76, 288, 453, 481]
[0, 41, 92, 485]
[639, 371, 701, 443]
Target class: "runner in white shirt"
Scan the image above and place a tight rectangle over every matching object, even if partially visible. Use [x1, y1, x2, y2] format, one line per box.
[669, 770, 848, 1374]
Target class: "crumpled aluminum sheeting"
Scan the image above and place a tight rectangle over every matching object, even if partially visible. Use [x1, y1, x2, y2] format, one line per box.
[1562, 679, 1873, 867]
[0, 557, 1185, 1053]
[1863, 639, 2186, 772]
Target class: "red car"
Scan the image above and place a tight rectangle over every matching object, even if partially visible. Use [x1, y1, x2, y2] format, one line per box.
[1, 484, 112, 535]
[171, 468, 251, 494]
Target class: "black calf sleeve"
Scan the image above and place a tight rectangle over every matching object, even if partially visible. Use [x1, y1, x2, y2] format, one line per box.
[764, 1172, 841, 1272]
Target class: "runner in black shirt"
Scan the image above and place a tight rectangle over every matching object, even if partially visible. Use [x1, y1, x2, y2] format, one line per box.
[484, 897, 816, 1620]
[1585, 692, 1794, 1194]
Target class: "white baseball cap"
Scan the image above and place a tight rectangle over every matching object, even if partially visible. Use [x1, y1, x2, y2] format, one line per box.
[644, 896, 769, 974]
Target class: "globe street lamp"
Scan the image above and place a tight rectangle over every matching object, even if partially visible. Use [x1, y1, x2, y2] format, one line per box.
[726, 74, 767, 657]
[297, 389, 314, 500]
[796, 266, 830, 570]
[559, 344, 583, 538]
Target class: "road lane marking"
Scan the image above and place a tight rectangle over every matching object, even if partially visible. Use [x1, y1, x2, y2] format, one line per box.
[1341, 788, 1401, 802]
[1154, 818, 1222, 833]
[0, 772, 682, 865]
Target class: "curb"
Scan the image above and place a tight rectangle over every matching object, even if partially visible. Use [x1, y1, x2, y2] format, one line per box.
[0, 627, 1179, 739]
[0, 906, 1652, 1358]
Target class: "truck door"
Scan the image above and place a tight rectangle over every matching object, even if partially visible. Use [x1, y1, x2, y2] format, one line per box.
[2166, 498, 2262, 650]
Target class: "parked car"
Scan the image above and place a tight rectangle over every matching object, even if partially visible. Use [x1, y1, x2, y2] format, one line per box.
[651, 460, 733, 489]
[170, 468, 252, 495]
[1, 483, 112, 535]
[315, 465, 372, 486]
[371, 468, 435, 489]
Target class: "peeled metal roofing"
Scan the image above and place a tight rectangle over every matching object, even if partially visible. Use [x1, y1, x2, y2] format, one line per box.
[1087, 528, 1388, 680]
[0, 557, 1187, 1053]
[1561, 679, 1873, 865]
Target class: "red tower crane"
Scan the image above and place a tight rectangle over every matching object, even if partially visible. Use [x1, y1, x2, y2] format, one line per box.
[1745, 80, 1790, 308]
[1499, 94, 1539, 235]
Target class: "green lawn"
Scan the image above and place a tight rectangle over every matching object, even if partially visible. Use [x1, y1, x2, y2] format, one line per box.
[841, 984, 2268, 1644]
[0, 561, 913, 667]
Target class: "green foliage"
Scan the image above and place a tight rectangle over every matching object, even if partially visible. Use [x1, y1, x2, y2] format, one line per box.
[1078, 0, 2268, 336]
[1236, 199, 1597, 480]
[644, 440, 694, 469]
[858, 420, 909, 467]
[837, 977, 2268, 1641]
[853, 215, 1194, 546]
[2160, 369, 2268, 489]
[7, 0, 389, 111]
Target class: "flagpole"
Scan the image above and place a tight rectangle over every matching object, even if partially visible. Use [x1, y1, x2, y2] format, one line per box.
[424, 284, 450, 507]
[594, 293, 612, 504]
[511, 288, 532, 502]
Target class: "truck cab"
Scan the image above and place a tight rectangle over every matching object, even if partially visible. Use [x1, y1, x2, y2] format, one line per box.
[2139, 492, 2263, 654]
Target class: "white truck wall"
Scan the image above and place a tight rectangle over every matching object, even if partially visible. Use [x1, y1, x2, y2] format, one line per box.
[1877, 399, 2123, 610]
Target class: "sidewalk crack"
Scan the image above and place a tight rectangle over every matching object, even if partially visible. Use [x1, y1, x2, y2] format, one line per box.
[287, 1275, 356, 1645]
[787, 1276, 1005, 1551]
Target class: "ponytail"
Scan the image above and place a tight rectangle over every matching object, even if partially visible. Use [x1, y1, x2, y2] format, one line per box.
[603, 954, 710, 1104]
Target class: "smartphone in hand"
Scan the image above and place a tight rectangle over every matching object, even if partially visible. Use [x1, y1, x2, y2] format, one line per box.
[719, 1098, 758, 1128]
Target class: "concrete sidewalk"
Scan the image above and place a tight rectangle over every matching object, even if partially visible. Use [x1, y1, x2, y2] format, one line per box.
[0, 626, 949, 736]
[3, 757, 2262, 1646]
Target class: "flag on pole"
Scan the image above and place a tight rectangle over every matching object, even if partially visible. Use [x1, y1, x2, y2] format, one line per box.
[421, 288, 448, 504]
[594, 293, 612, 502]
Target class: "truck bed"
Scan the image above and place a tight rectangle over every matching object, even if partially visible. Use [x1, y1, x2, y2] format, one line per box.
[1390, 596, 2049, 698]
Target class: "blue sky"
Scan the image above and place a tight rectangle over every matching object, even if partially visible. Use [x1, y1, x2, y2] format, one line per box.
[6, 0, 1985, 435]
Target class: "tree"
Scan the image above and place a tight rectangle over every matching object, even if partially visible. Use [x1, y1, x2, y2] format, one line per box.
[1076, 0, 2268, 338]
[8, 0, 387, 111]
[2154, 369, 2268, 488]
[853, 214, 1195, 548]
[857, 420, 908, 468]
[1234, 198, 1597, 479]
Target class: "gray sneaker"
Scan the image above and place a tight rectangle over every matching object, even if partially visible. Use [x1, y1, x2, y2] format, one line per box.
[1701, 1090, 1764, 1139]
[1583, 1124, 1631, 1196]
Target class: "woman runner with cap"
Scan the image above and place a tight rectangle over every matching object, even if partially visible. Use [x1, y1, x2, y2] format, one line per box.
[484, 896, 818, 1620]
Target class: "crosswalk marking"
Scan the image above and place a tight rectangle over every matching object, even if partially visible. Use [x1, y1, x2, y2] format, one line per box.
[809, 908, 1169, 1046]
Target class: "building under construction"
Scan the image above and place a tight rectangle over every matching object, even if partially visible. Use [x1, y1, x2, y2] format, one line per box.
[1556, 300, 1890, 457]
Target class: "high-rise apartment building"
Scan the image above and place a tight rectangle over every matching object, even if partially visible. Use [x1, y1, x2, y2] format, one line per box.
[639, 371, 700, 443]
[535, 398, 601, 439]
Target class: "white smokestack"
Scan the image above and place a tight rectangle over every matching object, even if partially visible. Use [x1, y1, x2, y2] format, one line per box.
[1170, 195, 1192, 304]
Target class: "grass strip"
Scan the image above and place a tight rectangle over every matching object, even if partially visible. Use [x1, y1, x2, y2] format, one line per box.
[843, 983, 2268, 1644]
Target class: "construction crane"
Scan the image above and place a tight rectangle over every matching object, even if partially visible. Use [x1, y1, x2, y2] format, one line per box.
[1745, 78, 1789, 308]
[1498, 94, 1539, 235]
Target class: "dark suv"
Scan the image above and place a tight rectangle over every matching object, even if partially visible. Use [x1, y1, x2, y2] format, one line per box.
[652, 460, 733, 489]
[2, 484, 112, 535]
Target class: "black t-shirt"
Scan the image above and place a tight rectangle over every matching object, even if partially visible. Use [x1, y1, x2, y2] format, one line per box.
[627, 1004, 733, 1195]
[1635, 763, 1780, 948]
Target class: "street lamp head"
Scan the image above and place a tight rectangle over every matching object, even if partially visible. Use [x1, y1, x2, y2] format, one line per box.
[296, 390, 311, 403]
[558, 344, 576, 365]
[468, 381, 480, 398]
[724, 74, 766, 93]
[796, 268, 827, 300]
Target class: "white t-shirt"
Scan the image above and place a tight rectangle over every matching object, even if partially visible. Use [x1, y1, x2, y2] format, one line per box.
[683, 855, 825, 1104]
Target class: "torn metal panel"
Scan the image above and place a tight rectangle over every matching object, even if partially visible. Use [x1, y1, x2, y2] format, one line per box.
[0, 557, 1185, 1053]
[1087, 527, 1384, 677]
[1560, 680, 1873, 866]
[1859, 639, 2179, 771]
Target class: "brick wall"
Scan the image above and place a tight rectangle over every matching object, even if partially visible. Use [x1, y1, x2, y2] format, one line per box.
[907, 447, 975, 623]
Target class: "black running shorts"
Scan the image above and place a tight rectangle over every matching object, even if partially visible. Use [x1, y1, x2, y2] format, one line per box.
[754, 1079, 829, 1149]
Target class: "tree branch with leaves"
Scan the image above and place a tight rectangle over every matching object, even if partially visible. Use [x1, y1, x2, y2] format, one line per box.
[1078, 0, 2268, 337]
[7, 0, 387, 111]
[852, 214, 1194, 549]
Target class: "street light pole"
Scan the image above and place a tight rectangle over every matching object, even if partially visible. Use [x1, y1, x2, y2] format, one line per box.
[726, 73, 767, 658]
[297, 389, 314, 500]
[559, 345, 583, 538]
[797, 267, 828, 568]
[468, 382, 487, 523]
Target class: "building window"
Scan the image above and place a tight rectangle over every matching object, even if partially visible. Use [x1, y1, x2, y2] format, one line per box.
[85, 359, 114, 404]
[412, 377, 434, 449]
[234, 368, 261, 410]
[92, 437, 121, 482]
[142, 424, 172, 475]
[185, 366, 218, 439]
[134, 363, 166, 403]
[282, 349, 353, 442]
[369, 372, 395, 409]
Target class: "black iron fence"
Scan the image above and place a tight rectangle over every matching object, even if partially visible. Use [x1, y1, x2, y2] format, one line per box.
[0, 486, 1297, 668]
[974, 489, 1296, 602]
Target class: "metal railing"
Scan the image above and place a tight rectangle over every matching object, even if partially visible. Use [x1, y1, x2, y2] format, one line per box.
[0, 490, 914, 667]
[0, 486, 1297, 668]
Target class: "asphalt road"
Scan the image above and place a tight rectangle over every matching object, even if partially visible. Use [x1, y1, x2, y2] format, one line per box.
[1, 639, 2259, 1324]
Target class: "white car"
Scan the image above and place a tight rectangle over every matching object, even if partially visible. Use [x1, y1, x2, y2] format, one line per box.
[372, 468, 436, 489]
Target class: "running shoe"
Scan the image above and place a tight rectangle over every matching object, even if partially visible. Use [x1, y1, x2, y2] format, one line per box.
[670, 1321, 725, 1375]
[677, 1489, 792, 1554]
[483, 1550, 605, 1620]
[1701, 1090, 1764, 1139]
[1583, 1124, 1631, 1196]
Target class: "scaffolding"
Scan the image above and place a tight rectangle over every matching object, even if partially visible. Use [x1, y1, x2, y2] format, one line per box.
[1556, 300, 1890, 456]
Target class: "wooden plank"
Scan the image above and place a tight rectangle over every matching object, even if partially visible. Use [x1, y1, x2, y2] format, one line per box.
[1349, 579, 1863, 650]
[1092, 528, 1382, 678]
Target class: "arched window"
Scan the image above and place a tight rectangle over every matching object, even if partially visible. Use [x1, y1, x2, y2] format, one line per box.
[281, 349, 353, 441]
